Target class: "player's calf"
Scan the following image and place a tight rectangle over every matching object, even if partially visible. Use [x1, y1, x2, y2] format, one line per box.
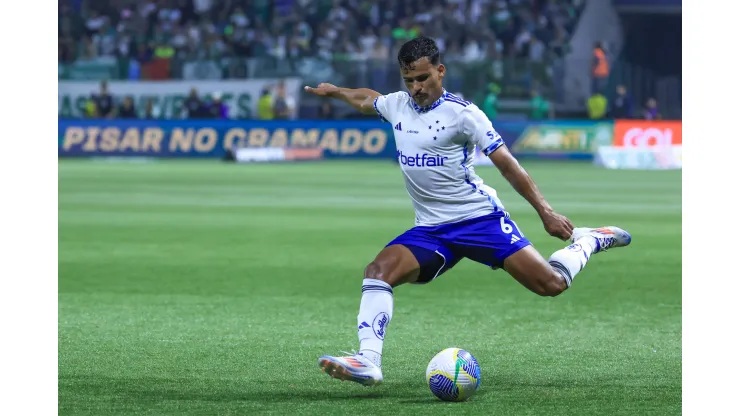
[508, 268, 567, 297]
[532, 271, 568, 297]
[503, 246, 568, 297]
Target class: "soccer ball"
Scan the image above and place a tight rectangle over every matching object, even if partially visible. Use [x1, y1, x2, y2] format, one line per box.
[426, 347, 481, 402]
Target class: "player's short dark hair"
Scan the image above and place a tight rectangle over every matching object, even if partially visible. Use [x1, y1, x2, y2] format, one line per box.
[397, 36, 440, 70]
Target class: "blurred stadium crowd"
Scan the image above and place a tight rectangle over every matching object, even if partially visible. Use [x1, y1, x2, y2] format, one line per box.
[60, 0, 675, 121]
[60, 1, 582, 92]
[59, 0, 583, 70]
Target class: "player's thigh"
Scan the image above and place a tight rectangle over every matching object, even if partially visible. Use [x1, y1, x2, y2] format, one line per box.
[502, 245, 565, 296]
[448, 213, 531, 269]
[367, 244, 460, 287]
[368, 227, 459, 287]
[365, 244, 422, 287]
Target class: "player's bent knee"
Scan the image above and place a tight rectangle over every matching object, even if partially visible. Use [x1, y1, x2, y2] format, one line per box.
[364, 261, 387, 282]
[364, 260, 406, 287]
[364, 245, 421, 287]
[534, 272, 568, 297]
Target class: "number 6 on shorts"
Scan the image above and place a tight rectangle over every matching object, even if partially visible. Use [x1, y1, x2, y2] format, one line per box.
[500, 216, 513, 234]
[499, 215, 524, 237]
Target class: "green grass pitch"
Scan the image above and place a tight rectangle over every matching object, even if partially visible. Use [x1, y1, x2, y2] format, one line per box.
[58, 159, 681, 415]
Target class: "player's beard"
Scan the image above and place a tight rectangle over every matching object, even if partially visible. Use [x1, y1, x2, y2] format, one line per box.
[414, 93, 433, 107]
[415, 87, 443, 107]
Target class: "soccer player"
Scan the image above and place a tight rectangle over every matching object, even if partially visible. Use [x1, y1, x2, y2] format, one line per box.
[304, 36, 631, 387]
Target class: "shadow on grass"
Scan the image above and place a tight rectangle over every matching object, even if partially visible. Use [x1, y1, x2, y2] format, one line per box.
[397, 388, 489, 404]
[59, 375, 432, 404]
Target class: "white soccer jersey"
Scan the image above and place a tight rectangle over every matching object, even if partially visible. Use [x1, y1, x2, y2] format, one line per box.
[374, 90, 506, 227]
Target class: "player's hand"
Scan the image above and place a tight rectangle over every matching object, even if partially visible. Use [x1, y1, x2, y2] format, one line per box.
[540, 210, 575, 241]
[304, 83, 339, 97]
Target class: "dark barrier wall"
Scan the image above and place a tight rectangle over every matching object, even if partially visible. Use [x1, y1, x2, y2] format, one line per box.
[58, 119, 615, 160]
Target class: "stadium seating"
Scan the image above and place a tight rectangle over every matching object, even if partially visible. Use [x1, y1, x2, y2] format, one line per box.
[59, 0, 585, 102]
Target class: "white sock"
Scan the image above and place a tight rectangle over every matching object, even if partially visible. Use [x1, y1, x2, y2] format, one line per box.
[357, 278, 393, 367]
[548, 237, 597, 287]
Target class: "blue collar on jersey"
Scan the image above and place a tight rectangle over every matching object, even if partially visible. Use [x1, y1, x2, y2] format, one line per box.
[408, 90, 462, 113]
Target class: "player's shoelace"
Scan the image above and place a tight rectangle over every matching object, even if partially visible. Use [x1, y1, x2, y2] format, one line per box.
[595, 236, 617, 252]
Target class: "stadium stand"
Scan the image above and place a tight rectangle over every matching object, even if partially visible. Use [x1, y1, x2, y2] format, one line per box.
[59, 0, 585, 114]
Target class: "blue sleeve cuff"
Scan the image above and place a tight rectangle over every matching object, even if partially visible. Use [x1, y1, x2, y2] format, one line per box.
[373, 97, 388, 123]
[482, 139, 504, 156]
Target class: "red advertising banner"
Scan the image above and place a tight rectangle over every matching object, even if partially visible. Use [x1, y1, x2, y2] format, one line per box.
[613, 121, 682, 148]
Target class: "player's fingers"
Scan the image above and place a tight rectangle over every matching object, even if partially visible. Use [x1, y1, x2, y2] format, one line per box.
[549, 227, 568, 241]
[303, 86, 320, 94]
[556, 217, 573, 235]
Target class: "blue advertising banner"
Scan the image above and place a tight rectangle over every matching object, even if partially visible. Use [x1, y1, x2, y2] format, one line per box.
[58, 119, 611, 160]
[58, 119, 397, 159]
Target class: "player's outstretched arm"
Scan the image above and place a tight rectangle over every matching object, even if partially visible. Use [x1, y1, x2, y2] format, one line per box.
[489, 146, 574, 240]
[304, 83, 381, 115]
